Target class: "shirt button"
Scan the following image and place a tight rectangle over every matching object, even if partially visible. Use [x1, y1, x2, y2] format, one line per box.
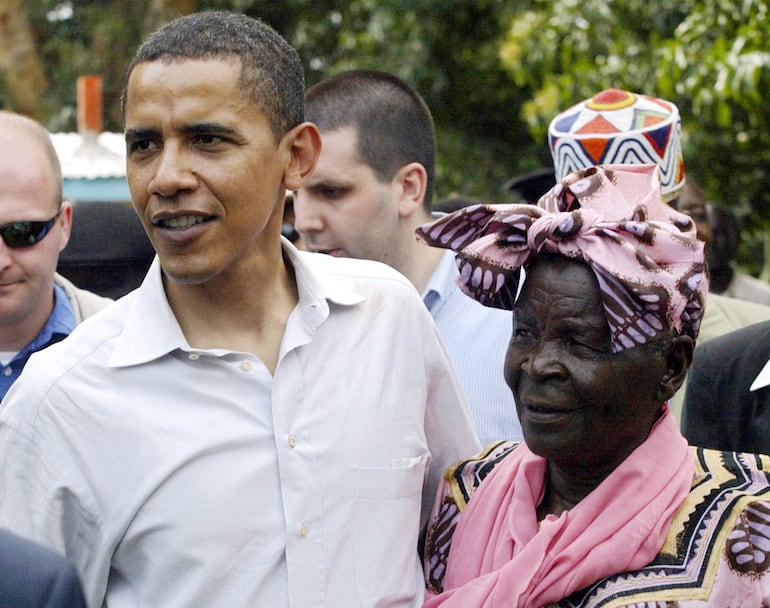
[299, 523, 310, 537]
[241, 360, 252, 372]
[3, 367, 11, 377]
[288, 435, 297, 448]
[188, 352, 200, 361]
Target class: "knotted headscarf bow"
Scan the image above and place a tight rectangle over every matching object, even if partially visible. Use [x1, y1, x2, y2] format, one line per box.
[417, 164, 708, 351]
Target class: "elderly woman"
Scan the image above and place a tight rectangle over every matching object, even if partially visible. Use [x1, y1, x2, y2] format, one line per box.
[416, 164, 770, 607]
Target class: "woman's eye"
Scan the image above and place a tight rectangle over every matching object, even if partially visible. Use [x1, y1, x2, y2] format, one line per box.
[513, 328, 533, 339]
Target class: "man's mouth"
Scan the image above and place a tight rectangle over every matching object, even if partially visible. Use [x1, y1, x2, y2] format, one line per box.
[155, 215, 211, 229]
[312, 247, 343, 257]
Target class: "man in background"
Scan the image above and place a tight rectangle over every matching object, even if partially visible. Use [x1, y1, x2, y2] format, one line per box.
[294, 70, 520, 445]
[706, 203, 770, 305]
[0, 110, 111, 400]
[681, 319, 770, 453]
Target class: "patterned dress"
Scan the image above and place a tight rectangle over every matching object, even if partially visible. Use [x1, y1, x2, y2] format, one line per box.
[423, 442, 770, 607]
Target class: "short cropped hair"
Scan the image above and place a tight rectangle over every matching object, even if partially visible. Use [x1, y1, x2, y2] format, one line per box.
[0, 110, 63, 208]
[121, 11, 305, 141]
[305, 70, 437, 209]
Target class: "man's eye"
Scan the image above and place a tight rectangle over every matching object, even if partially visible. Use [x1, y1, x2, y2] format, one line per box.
[320, 186, 344, 199]
[193, 134, 223, 145]
[128, 139, 158, 153]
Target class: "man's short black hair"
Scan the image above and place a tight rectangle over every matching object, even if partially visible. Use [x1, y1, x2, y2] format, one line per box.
[121, 11, 305, 141]
[305, 69, 436, 208]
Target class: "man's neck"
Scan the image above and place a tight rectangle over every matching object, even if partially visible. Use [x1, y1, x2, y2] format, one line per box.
[396, 213, 447, 293]
[164, 248, 298, 374]
[404, 244, 446, 294]
[0, 293, 55, 351]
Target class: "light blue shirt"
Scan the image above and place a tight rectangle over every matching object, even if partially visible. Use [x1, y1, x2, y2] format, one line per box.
[423, 250, 522, 445]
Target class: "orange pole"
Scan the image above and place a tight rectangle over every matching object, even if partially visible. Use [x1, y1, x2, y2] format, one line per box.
[77, 75, 103, 134]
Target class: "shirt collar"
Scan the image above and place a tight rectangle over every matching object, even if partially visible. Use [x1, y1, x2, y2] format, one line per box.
[22, 283, 76, 353]
[49, 282, 77, 334]
[109, 239, 366, 368]
[422, 250, 457, 309]
[751, 358, 770, 392]
[282, 237, 366, 311]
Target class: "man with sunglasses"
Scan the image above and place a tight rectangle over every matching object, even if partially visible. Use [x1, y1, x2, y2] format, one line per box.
[0, 110, 111, 400]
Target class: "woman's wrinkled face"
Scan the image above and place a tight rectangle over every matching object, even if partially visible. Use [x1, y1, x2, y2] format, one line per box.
[504, 256, 666, 473]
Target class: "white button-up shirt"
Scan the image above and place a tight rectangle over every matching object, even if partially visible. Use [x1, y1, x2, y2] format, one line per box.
[0, 243, 479, 608]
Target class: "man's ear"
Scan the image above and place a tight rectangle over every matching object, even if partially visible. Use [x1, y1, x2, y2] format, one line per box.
[57, 201, 73, 252]
[282, 122, 322, 191]
[394, 162, 427, 219]
[656, 334, 694, 402]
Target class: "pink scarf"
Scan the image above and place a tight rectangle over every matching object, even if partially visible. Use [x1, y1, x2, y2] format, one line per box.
[424, 408, 693, 607]
[416, 164, 708, 352]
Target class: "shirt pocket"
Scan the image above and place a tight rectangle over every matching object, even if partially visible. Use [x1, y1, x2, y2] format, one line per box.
[353, 456, 427, 607]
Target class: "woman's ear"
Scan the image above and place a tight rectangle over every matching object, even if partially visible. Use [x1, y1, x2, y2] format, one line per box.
[656, 334, 694, 402]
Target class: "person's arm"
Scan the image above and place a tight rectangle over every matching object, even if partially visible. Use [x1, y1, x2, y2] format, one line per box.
[419, 315, 481, 531]
[681, 340, 723, 447]
[421, 441, 518, 595]
[681, 323, 770, 453]
[0, 530, 87, 608]
[0, 383, 103, 607]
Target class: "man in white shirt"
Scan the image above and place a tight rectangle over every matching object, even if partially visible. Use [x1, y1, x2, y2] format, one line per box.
[0, 12, 479, 608]
[293, 70, 520, 446]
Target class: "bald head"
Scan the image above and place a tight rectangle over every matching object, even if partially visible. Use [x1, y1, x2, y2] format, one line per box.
[0, 110, 73, 350]
[0, 111, 63, 208]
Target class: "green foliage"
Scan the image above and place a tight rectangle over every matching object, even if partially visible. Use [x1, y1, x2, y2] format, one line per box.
[7, 0, 537, 200]
[498, 0, 691, 142]
[656, 1, 770, 233]
[499, 0, 770, 270]
[263, 0, 537, 200]
[27, 0, 147, 131]
[5, 0, 770, 248]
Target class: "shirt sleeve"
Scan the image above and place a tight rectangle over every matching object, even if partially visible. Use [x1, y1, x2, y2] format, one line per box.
[419, 308, 482, 531]
[0, 383, 105, 606]
[680, 340, 722, 447]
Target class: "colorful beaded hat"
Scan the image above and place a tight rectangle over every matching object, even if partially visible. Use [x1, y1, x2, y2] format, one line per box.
[548, 89, 685, 202]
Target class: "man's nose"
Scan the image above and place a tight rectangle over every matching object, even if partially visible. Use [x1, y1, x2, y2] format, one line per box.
[148, 144, 198, 198]
[292, 191, 324, 234]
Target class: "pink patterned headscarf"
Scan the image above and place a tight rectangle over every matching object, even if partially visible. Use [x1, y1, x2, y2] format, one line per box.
[417, 164, 708, 351]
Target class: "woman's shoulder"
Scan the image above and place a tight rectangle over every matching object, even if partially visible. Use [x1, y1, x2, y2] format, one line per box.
[422, 440, 520, 595]
[441, 440, 522, 511]
[563, 447, 770, 607]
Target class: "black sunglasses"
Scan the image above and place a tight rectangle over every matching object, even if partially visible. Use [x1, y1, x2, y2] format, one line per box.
[0, 209, 62, 249]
